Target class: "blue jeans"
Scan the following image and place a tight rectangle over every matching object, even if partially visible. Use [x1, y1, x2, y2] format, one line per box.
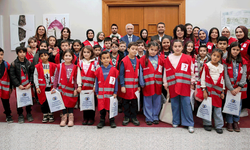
[143, 94, 161, 122]
[203, 106, 224, 129]
[225, 100, 242, 123]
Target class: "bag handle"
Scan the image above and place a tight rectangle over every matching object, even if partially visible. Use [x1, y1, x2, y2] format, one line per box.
[58, 63, 62, 85]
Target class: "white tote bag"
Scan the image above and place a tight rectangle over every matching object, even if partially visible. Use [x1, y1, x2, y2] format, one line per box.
[223, 91, 241, 116]
[45, 90, 65, 112]
[80, 90, 95, 111]
[109, 96, 118, 119]
[190, 89, 195, 111]
[16, 88, 33, 108]
[196, 97, 212, 122]
[135, 91, 140, 111]
[159, 91, 172, 125]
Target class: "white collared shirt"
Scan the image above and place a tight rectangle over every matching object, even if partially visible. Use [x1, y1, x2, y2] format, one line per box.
[158, 34, 165, 41]
[127, 34, 133, 42]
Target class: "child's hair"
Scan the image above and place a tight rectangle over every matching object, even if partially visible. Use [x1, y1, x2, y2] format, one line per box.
[145, 41, 159, 66]
[0, 47, 4, 53]
[226, 42, 242, 64]
[100, 50, 111, 59]
[111, 35, 119, 40]
[119, 41, 126, 46]
[173, 24, 187, 39]
[183, 41, 195, 57]
[80, 45, 95, 60]
[217, 36, 228, 44]
[62, 49, 74, 63]
[193, 26, 200, 32]
[111, 41, 119, 47]
[160, 37, 171, 53]
[128, 42, 138, 49]
[72, 39, 82, 52]
[61, 40, 70, 46]
[16, 46, 27, 54]
[39, 41, 48, 50]
[198, 45, 208, 52]
[39, 49, 49, 57]
[97, 32, 105, 42]
[136, 39, 146, 47]
[104, 37, 112, 43]
[28, 37, 37, 44]
[48, 35, 58, 47]
[60, 27, 71, 39]
[172, 39, 183, 47]
[211, 48, 223, 59]
[93, 45, 101, 50]
[209, 27, 220, 42]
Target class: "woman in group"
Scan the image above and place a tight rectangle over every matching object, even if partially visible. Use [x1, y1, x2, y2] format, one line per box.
[57, 27, 74, 49]
[97, 32, 105, 48]
[185, 23, 194, 42]
[221, 26, 237, 47]
[207, 27, 220, 52]
[34, 25, 47, 47]
[171, 24, 191, 47]
[140, 29, 149, 44]
[83, 29, 99, 47]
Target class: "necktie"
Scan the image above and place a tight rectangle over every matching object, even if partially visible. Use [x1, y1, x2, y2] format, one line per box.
[129, 36, 132, 42]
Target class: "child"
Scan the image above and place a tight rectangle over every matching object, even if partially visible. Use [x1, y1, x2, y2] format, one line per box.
[160, 37, 171, 60]
[217, 36, 228, 60]
[0, 48, 13, 123]
[139, 41, 163, 125]
[9, 47, 34, 123]
[32, 41, 48, 66]
[119, 42, 140, 126]
[136, 40, 146, 59]
[34, 50, 57, 123]
[93, 45, 102, 68]
[26, 37, 38, 63]
[119, 41, 128, 56]
[72, 39, 82, 60]
[77, 46, 96, 125]
[102, 37, 112, 52]
[183, 41, 196, 62]
[111, 36, 119, 43]
[110, 41, 124, 69]
[95, 51, 119, 128]
[51, 49, 78, 127]
[197, 49, 225, 134]
[163, 40, 195, 133]
[224, 42, 247, 132]
[48, 36, 59, 54]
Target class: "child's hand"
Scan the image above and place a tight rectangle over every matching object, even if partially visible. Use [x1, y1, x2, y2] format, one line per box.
[48, 48, 53, 53]
[121, 87, 126, 93]
[164, 85, 168, 91]
[51, 88, 56, 94]
[113, 94, 117, 98]
[74, 90, 78, 96]
[191, 84, 195, 90]
[36, 88, 41, 94]
[93, 87, 95, 92]
[77, 87, 82, 93]
[52, 49, 58, 56]
[220, 93, 225, 99]
[248, 75, 250, 81]
[235, 87, 242, 95]
[25, 84, 31, 89]
[27, 47, 32, 53]
[96, 95, 99, 98]
[138, 87, 140, 92]
[230, 90, 237, 96]
[203, 90, 208, 100]
[18, 85, 25, 90]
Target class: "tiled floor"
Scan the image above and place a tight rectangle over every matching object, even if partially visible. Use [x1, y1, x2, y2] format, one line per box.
[0, 123, 249, 150]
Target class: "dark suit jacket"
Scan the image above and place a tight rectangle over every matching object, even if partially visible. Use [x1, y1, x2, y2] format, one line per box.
[120, 34, 140, 46]
[151, 34, 172, 42]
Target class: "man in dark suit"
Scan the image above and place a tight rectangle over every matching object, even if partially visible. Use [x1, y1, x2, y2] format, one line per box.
[151, 22, 172, 42]
[120, 23, 140, 46]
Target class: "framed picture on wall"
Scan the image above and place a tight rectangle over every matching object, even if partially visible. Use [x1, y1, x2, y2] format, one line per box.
[0, 15, 4, 49]
[43, 14, 70, 39]
[10, 15, 35, 50]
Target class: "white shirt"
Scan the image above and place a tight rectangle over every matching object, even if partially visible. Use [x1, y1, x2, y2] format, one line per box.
[158, 34, 165, 42]
[127, 35, 133, 42]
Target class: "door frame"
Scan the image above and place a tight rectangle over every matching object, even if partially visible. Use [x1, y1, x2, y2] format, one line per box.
[102, 0, 186, 36]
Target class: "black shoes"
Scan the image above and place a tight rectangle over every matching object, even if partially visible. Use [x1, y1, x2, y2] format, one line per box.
[153, 120, 159, 124]
[146, 121, 152, 125]
[122, 117, 130, 126]
[6, 116, 13, 123]
[18, 114, 25, 124]
[27, 114, 34, 122]
[97, 119, 105, 129]
[42, 114, 49, 123]
[216, 129, 223, 134]
[131, 118, 140, 126]
[110, 121, 116, 128]
[204, 125, 212, 131]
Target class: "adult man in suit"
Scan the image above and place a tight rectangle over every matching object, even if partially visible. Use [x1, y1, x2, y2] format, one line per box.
[151, 22, 172, 42]
[120, 23, 140, 46]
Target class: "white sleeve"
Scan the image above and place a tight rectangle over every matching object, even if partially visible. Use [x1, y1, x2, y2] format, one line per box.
[33, 68, 39, 89]
[200, 68, 206, 88]
[163, 69, 168, 87]
[77, 67, 82, 87]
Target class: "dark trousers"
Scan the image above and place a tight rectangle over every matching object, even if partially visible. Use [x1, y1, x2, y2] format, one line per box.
[83, 94, 97, 120]
[242, 79, 250, 109]
[1, 98, 12, 117]
[41, 87, 51, 114]
[100, 109, 114, 121]
[17, 105, 32, 115]
[123, 98, 137, 119]
[62, 108, 74, 114]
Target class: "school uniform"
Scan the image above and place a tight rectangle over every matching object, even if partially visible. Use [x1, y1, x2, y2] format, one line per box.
[164, 54, 194, 126]
[139, 55, 163, 122]
[224, 59, 247, 123]
[119, 56, 139, 119]
[83, 40, 98, 48]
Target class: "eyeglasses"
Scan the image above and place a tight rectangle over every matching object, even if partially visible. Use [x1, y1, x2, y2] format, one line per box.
[111, 46, 118, 49]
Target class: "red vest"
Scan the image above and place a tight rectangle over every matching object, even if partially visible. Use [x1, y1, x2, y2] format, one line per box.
[119, 56, 139, 99]
[140, 55, 163, 96]
[83, 40, 98, 48]
[78, 61, 95, 90]
[55, 53, 77, 64]
[164, 54, 192, 98]
[225, 58, 248, 99]
[206, 42, 214, 53]
[110, 54, 120, 68]
[57, 63, 78, 107]
[21, 68, 29, 87]
[35, 62, 56, 104]
[0, 62, 10, 99]
[240, 39, 250, 76]
[228, 37, 237, 46]
[95, 67, 119, 111]
[196, 64, 224, 107]
[195, 40, 200, 54]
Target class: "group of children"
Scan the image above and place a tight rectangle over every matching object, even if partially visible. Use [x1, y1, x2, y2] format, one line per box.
[0, 28, 248, 135]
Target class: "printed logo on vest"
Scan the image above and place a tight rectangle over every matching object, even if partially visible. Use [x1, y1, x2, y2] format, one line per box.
[208, 45, 212, 49]
[126, 70, 130, 72]
[38, 79, 43, 81]
[109, 76, 116, 85]
[91, 65, 95, 71]
[240, 67, 243, 74]
[166, 68, 171, 72]
[241, 48, 244, 51]
[243, 44, 247, 48]
[228, 66, 232, 69]
[143, 67, 149, 70]
[51, 76, 54, 83]
[220, 77, 224, 85]
[158, 65, 162, 73]
[181, 63, 188, 72]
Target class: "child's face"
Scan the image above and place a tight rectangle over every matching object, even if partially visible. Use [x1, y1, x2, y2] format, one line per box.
[211, 29, 218, 39]
[29, 40, 37, 48]
[63, 52, 73, 63]
[217, 41, 228, 51]
[49, 37, 56, 47]
[40, 53, 49, 63]
[176, 27, 184, 39]
[94, 48, 101, 56]
[99, 33, 104, 41]
[142, 30, 147, 38]
[231, 46, 240, 59]
[112, 37, 118, 42]
[186, 43, 194, 53]
[61, 43, 69, 51]
[172, 42, 183, 55]
[193, 28, 199, 37]
[18, 50, 26, 59]
[137, 43, 145, 52]
[199, 47, 207, 58]
[100, 53, 111, 67]
[40, 43, 47, 50]
[128, 45, 138, 57]
[111, 44, 119, 53]
[211, 51, 221, 65]
[73, 42, 81, 52]
[222, 28, 230, 38]
[119, 44, 126, 52]
[162, 38, 170, 50]
[199, 31, 206, 40]
[236, 28, 244, 39]
[186, 25, 193, 35]
[0, 51, 4, 62]
[104, 41, 111, 49]
[148, 46, 158, 57]
[83, 48, 91, 60]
